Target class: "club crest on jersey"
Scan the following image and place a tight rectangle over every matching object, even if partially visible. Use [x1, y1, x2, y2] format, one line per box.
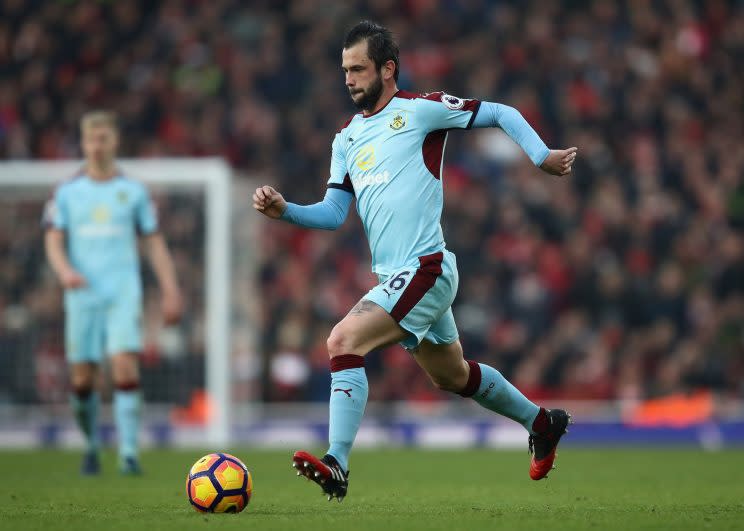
[117, 190, 128, 203]
[441, 93, 465, 110]
[389, 112, 406, 130]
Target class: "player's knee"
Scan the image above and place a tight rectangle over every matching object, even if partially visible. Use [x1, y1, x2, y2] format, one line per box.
[112, 365, 140, 390]
[327, 325, 361, 357]
[111, 354, 140, 387]
[70, 372, 95, 395]
[112, 370, 139, 389]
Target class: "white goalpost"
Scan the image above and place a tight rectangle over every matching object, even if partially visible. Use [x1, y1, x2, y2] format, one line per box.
[0, 158, 233, 447]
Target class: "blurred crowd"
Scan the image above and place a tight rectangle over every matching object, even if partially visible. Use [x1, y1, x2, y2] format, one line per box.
[1, 0, 743, 404]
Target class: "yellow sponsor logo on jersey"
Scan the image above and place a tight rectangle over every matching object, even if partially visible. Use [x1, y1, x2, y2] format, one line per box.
[91, 205, 110, 224]
[354, 144, 376, 171]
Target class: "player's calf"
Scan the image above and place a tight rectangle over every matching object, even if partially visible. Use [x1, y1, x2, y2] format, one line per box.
[423, 363, 469, 393]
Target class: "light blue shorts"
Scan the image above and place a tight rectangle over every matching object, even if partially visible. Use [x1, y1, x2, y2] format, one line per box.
[64, 297, 143, 364]
[364, 249, 459, 350]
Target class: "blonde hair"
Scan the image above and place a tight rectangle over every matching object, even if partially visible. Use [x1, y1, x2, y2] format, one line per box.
[80, 110, 118, 134]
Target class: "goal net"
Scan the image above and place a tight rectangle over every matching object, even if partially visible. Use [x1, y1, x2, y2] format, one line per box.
[0, 158, 245, 447]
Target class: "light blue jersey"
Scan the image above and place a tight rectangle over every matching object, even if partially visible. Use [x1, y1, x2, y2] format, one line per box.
[282, 90, 550, 347]
[44, 173, 157, 360]
[327, 90, 480, 277]
[45, 173, 157, 305]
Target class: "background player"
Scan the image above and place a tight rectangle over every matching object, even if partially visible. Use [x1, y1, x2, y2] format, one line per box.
[254, 21, 577, 500]
[44, 111, 183, 475]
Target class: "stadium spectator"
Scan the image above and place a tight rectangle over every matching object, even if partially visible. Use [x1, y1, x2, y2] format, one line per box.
[0, 0, 742, 405]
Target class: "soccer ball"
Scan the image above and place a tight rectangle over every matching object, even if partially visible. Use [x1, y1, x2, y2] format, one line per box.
[186, 453, 253, 513]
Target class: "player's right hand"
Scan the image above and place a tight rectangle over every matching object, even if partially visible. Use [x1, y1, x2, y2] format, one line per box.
[253, 185, 287, 219]
[60, 268, 86, 289]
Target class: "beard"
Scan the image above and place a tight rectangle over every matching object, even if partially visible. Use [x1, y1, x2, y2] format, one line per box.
[349, 74, 383, 112]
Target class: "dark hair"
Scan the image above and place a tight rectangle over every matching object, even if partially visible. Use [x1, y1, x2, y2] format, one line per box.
[343, 20, 400, 81]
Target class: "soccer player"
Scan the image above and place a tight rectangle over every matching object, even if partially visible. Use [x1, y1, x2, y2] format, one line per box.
[254, 21, 577, 500]
[44, 111, 182, 475]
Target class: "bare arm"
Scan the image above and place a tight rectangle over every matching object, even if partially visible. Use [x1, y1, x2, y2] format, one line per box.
[44, 229, 85, 288]
[143, 232, 183, 325]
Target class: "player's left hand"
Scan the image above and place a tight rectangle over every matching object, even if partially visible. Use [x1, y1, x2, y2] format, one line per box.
[161, 289, 183, 326]
[539, 147, 578, 176]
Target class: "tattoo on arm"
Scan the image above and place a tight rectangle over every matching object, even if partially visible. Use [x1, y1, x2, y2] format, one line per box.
[348, 300, 378, 316]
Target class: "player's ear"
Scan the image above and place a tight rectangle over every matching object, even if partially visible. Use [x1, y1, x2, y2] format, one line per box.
[382, 59, 396, 81]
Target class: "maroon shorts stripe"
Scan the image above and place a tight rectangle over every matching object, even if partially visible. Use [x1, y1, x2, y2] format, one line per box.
[330, 354, 365, 372]
[458, 360, 482, 397]
[390, 252, 444, 323]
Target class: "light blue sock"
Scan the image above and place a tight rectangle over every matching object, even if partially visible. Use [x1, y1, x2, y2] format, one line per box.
[71, 392, 99, 453]
[114, 389, 142, 459]
[470, 363, 540, 433]
[326, 363, 368, 472]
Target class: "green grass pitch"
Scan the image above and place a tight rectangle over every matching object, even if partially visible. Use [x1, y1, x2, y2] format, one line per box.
[1, 448, 743, 530]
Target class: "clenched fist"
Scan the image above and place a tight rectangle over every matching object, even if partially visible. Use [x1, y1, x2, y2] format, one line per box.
[253, 185, 288, 219]
[540, 147, 578, 176]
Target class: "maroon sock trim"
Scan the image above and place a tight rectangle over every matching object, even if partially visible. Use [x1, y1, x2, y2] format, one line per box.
[73, 387, 93, 399]
[532, 407, 549, 434]
[115, 381, 140, 392]
[458, 360, 482, 397]
[330, 354, 365, 372]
